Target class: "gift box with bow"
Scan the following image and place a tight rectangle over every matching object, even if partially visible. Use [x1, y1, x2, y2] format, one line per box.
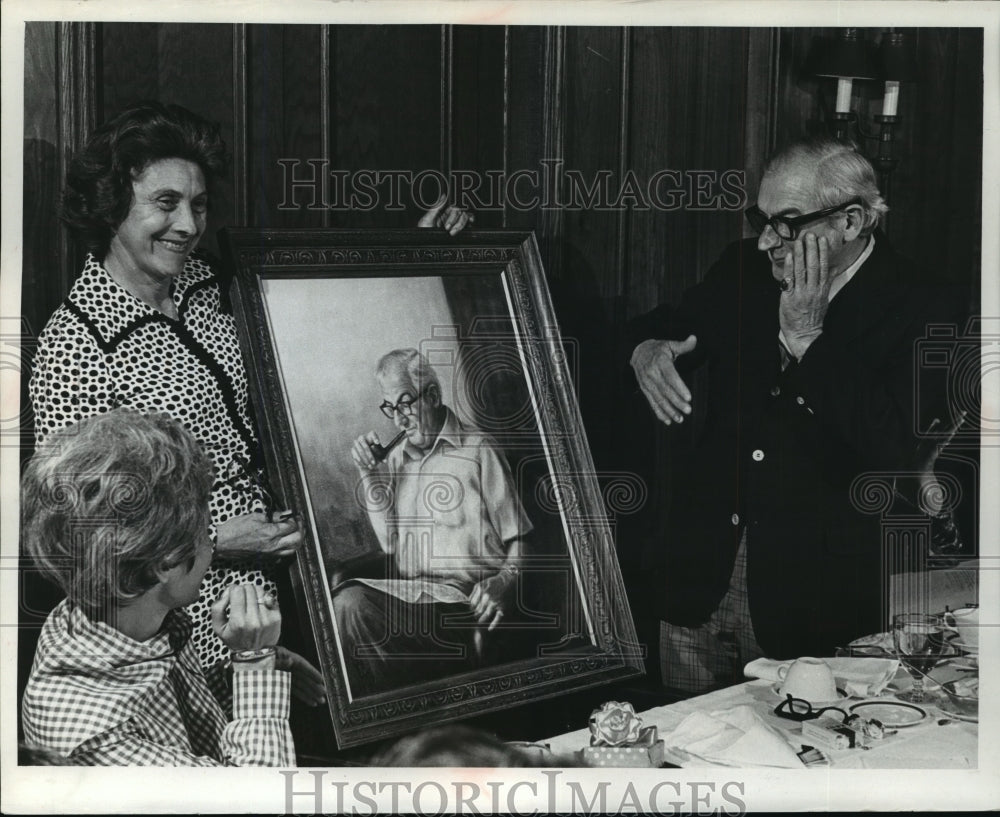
[580, 701, 665, 768]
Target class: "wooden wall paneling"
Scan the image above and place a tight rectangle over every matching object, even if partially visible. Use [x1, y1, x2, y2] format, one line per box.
[101, 23, 158, 118]
[450, 25, 507, 228]
[288, 25, 325, 228]
[440, 25, 454, 178]
[248, 25, 284, 229]
[615, 28, 633, 312]
[561, 26, 626, 309]
[23, 23, 61, 345]
[156, 23, 235, 149]
[538, 26, 567, 281]
[691, 28, 757, 279]
[248, 25, 327, 229]
[56, 23, 99, 290]
[941, 28, 983, 295]
[282, 25, 326, 228]
[742, 28, 780, 230]
[553, 27, 627, 477]
[504, 26, 548, 234]
[625, 27, 751, 321]
[889, 28, 983, 290]
[329, 25, 443, 228]
[625, 27, 679, 320]
[772, 27, 827, 150]
[233, 24, 250, 227]
[320, 26, 332, 229]
[503, 26, 547, 232]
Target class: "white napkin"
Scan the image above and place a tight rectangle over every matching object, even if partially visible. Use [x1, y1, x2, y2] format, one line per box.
[744, 657, 900, 698]
[661, 705, 802, 768]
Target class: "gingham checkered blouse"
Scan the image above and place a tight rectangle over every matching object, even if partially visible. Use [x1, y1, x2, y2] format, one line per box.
[21, 601, 294, 766]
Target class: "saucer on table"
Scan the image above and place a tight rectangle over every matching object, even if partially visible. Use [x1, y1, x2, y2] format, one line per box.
[945, 636, 979, 656]
[848, 700, 927, 727]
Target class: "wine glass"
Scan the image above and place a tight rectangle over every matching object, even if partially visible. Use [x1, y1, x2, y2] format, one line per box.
[892, 613, 948, 703]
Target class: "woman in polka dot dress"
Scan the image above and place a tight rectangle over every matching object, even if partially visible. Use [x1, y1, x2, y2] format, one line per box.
[28, 102, 326, 705]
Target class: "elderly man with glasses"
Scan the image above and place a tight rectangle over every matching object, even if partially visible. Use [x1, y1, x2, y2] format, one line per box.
[334, 348, 532, 695]
[629, 137, 967, 695]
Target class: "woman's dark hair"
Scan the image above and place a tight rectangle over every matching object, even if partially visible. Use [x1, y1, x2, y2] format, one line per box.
[61, 101, 227, 255]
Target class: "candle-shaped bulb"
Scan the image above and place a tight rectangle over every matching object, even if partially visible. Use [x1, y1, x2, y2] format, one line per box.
[835, 77, 853, 114]
[882, 80, 900, 117]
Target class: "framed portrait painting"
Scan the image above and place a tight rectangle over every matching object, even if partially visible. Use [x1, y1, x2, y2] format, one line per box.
[221, 228, 643, 748]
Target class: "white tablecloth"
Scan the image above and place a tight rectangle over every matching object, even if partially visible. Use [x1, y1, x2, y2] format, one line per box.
[543, 679, 977, 769]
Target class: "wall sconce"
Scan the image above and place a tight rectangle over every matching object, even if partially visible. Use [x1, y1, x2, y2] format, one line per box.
[809, 28, 917, 201]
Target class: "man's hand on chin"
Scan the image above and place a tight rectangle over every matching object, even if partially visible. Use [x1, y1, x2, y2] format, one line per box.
[779, 232, 832, 359]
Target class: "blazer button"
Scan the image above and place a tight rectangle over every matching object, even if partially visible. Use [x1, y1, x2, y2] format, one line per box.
[770, 385, 781, 397]
[796, 396, 806, 405]
[752, 449, 764, 461]
[731, 513, 740, 525]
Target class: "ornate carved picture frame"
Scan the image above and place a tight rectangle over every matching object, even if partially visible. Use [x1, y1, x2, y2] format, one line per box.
[221, 228, 642, 748]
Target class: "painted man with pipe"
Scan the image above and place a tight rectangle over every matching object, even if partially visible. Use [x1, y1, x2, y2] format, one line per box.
[335, 348, 532, 695]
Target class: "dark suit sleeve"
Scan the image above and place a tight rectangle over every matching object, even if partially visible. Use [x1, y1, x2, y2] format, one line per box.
[786, 282, 966, 470]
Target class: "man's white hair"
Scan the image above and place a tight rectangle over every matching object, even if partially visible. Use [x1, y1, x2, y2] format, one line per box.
[375, 348, 441, 394]
[765, 138, 888, 237]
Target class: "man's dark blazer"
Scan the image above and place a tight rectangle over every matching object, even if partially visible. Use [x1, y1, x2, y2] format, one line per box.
[629, 232, 966, 659]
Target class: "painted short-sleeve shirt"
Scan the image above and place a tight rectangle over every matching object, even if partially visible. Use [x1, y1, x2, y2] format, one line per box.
[381, 407, 532, 597]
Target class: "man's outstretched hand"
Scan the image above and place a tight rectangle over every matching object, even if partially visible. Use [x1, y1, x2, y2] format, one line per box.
[631, 335, 697, 425]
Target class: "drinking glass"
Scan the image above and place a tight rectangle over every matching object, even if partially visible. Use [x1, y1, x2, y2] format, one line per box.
[892, 613, 948, 703]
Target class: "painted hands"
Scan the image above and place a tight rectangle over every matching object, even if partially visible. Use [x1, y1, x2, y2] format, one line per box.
[470, 569, 516, 632]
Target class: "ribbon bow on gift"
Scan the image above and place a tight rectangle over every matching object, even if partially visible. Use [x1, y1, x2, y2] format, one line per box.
[588, 701, 658, 747]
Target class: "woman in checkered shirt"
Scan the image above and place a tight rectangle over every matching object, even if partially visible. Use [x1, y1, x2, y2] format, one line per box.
[20, 409, 295, 765]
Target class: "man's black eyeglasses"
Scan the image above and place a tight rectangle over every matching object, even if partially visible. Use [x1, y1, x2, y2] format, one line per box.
[380, 388, 427, 419]
[745, 197, 863, 241]
[773, 694, 848, 723]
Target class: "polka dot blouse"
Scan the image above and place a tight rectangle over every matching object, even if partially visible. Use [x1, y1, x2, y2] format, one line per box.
[30, 253, 277, 670]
